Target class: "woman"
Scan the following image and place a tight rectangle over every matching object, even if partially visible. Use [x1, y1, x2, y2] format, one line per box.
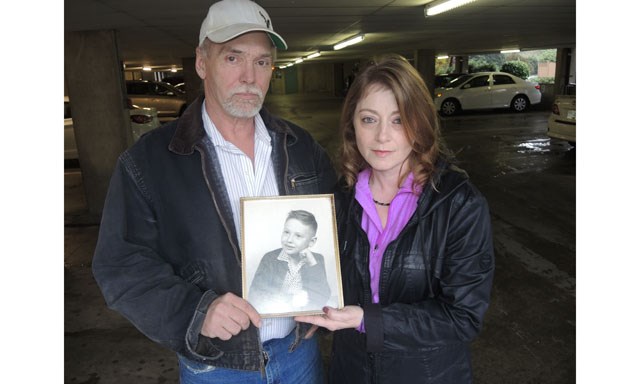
[295, 54, 494, 383]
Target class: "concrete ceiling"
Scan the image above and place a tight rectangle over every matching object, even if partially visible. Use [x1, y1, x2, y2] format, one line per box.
[64, 0, 576, 70]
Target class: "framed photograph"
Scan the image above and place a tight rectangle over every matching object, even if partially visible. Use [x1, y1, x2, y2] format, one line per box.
[241, 194, 344, 317]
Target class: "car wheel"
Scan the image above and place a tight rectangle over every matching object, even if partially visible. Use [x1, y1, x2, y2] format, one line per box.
[440, 99, 460, 116]
[511, 95, 529, 112]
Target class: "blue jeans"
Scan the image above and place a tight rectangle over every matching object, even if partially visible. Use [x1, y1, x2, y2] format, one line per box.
[178, 332, 324, 384]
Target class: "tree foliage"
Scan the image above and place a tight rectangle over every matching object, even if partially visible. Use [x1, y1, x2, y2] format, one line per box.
[440, 49, 557, 78]
[467, 49, 556, 75]
[435, 57, 454, 75]
[501, 61, 530, 79]
[468, 59, 497, 73]
[527, 76, 554, 84]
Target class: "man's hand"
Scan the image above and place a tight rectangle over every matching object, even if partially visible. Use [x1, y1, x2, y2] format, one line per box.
[295, 305, 363, 332]
[200, 293, 262, 340]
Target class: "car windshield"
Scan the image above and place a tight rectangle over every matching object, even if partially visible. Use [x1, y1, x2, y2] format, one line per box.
[446, 74, 473, 88]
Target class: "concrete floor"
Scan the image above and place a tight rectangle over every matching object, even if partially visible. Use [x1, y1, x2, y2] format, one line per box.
[64, 93, 575, 383]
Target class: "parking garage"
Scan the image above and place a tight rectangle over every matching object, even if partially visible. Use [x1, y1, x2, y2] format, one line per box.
[61, 1, 578, 383]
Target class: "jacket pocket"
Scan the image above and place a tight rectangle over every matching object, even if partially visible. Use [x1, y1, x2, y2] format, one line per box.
[288, 172, 319, 193]
[177, 354, 217, 374]
[386, 251, 427, 301]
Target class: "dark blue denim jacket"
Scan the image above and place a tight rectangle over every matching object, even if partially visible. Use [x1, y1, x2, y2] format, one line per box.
[92, 96, 337, 371]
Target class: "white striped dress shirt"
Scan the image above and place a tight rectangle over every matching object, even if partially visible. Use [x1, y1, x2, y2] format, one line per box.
[201, 103, 295, 342]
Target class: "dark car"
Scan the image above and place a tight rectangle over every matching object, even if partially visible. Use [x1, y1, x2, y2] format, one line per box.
[126, 80, 187, 119]
[434, 73, 465, 89]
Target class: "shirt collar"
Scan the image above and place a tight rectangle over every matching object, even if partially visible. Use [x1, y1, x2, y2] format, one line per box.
[276, 249, 317, 267]
[355, 168, 420, 196]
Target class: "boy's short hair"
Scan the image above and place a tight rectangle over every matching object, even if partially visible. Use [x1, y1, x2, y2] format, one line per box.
[286, 210, 318, 235]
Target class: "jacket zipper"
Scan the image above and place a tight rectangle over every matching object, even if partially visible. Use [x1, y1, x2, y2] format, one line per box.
[350, 202, 373, 303]
[196, 145, 241, 265]
[259, 343, 268, 376]
[283, 133, 292, 194]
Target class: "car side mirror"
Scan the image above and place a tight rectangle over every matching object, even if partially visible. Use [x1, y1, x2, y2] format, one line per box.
[462, 84, 471, 89]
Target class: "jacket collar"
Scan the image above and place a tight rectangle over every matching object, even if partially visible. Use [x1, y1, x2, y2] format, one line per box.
[341, 157, 470, 221]
[417, 158, 469, 216]
[168, 95, 298, 155]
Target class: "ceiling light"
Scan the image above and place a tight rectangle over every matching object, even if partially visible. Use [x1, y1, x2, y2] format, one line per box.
[142, 66, 152, 71]
[294, 58, 304, 64]
[425, 0, 476, 17]
[437, 55, 449, 60]
[500, 49, 520, 53]
[333, 34, 365, 51]
[306, 51, 321, 59]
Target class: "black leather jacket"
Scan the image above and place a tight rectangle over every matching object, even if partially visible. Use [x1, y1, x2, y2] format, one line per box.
[330, 160, 494, 384]
[92, 96, 336, 371]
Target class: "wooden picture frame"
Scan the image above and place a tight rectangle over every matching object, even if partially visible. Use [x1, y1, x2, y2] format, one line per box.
[241, 194, 344, 317]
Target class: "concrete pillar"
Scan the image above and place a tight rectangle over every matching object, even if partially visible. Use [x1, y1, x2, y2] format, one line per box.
[182, 57, 201, 105]
[301, 63, 333, 94]
[270, 69, 286, 95]
[141, 71, 155, 81]
[568, 47, 576, 84]
[554, 48, 572, 96]
[414, 49, 435, 91]
[334, 63, 344, 97]
[453, 55, 469, 73]
[64, 30, 131, 215]
[297, 65, 305, 93]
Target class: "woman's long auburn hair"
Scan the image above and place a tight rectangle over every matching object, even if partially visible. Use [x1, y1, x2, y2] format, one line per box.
[340, 54, 443, 192]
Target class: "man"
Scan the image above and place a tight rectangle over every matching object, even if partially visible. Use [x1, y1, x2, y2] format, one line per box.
[92, 1, 336, 383]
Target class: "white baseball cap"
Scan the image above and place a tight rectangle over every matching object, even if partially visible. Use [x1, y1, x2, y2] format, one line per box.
[199, 0, 287, 50]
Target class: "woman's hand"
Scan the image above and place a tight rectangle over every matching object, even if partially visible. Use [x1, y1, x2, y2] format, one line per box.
[295, 305, 364, 332]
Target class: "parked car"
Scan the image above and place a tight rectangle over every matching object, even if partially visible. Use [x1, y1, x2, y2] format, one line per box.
[125, 80, 187, 119]
[547, 94, 576, 145]
[434, 71, 542, 116]
[128, 99, 162, 141]
[64, 96, 161, 160]
[434, 73, 465, 89]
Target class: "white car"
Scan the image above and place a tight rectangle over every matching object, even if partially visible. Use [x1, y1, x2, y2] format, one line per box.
[64, 96, 161, 160]
[547, 94, 576, 145]
[434, 71, 542, 116]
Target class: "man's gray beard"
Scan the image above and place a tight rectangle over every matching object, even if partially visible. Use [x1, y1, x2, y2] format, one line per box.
[222, 87, 264, 118]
